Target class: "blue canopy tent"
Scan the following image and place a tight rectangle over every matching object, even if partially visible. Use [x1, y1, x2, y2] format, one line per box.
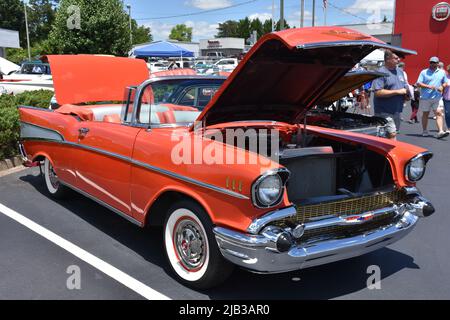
[132, 41, 194, 68]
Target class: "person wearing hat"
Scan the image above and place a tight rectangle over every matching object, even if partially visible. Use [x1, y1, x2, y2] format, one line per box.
[417, 56, 449, 139]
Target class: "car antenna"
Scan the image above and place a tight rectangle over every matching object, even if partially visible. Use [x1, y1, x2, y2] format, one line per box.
[302, 115, 307, 147]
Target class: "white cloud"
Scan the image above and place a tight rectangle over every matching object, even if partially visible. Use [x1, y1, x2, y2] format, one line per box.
[287, 10, 312, 28]
[187, 0, 232, 10]
[346, 0, 394, 15]
[248, 13, 273, 22]
[144, 20, 219, 41]
[185, 20, 220, 39]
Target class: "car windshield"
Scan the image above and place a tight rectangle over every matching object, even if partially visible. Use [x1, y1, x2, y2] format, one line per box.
[137, 78, 224, 126]
[20, 63, 51, 75]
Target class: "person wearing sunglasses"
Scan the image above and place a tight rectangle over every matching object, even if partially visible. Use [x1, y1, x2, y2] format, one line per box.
[417, 56, 448, 139]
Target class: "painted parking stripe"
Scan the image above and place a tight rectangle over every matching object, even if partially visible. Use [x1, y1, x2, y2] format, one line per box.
[0, 202, 171, 300]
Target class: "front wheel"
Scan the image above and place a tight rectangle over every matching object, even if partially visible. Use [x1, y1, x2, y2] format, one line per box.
[43, 157, 68, 199]
[163, 200, 234, 289]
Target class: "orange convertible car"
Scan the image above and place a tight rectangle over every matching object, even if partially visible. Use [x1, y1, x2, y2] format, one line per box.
[19, 27, 435, 289]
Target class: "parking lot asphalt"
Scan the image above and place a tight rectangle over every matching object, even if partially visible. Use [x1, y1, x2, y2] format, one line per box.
[1, 111, 450, 300]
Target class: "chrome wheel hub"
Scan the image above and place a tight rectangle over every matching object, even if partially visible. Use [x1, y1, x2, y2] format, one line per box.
[174, 219, 207, 270]
[48, 163, 59, 189]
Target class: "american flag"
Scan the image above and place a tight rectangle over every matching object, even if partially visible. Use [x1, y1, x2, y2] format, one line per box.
[323, 0, 328, 9]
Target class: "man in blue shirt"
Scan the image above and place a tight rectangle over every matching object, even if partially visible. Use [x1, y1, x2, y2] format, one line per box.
[417, 56, 448, 139]
[372, 50, 408, 139]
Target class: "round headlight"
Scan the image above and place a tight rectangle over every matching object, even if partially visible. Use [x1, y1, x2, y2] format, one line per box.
[406, 156, 425, 181]
[254, 174, 283, 207]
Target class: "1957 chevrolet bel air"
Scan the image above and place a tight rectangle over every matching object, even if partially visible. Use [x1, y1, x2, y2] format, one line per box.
[18, 27, 435, 289]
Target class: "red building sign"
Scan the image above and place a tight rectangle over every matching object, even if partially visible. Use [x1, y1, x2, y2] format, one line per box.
[394, 0, 450, 81]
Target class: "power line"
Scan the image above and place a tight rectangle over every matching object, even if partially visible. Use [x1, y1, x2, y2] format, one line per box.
[327, 1, 367, 22]
[135, 0, 262, 21]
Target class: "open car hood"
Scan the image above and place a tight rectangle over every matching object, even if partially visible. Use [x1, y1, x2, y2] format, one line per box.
[47, 55, 149, 105]
[196, 27, 416, 127]
[316, 70, 386, 105]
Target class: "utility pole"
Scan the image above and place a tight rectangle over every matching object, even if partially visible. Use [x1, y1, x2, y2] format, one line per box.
[272, 0, 275, 32]
[312, 0, 316, 27]
[300, 0, 305, 28]
[127, 4, 133, 45]
[280, 0, 284, 30]
[24, 1, 31, 61]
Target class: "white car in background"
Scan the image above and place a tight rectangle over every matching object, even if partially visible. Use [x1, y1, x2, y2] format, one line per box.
[201, 58, 239, 75]
[147, 62, 168, 73]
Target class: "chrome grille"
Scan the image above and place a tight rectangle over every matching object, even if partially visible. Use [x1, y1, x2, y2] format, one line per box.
[275, 189, 406, 227]
[300, 211, 399, 242]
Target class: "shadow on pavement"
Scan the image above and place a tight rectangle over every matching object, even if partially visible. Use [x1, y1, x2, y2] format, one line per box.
[20, 172, 419, 299]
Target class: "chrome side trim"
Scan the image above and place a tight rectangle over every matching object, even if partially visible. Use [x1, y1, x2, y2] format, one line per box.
[20, 121, 65, 142]
[247, 205, 297, 234]
[18, 105, 54, 112]
[132, 159, 249, 200]
[297, 41, 417, 56]
[23, 137, 249, 200]
[59, 180, 143, 227]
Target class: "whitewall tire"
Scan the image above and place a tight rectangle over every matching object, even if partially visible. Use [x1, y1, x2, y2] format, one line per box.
[163, 200, 234, 289]
[43, 158, 68, 199]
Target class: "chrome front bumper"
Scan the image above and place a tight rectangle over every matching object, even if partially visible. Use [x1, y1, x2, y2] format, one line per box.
[214, 192, 433, 274]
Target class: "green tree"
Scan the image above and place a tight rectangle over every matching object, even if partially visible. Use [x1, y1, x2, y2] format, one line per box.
[131, 19, 152, 45]
[0, 0, 26, 47]
[46, 0, 132, 56]
[169, 24, 192, 42]
[250, 18, 263, 39]
[275, 19, 290, 31]
[262, 19, 273, 34]
[28, 0, 57, 43]
[237, 17, 251, 39]
[216, 20, 239, 38]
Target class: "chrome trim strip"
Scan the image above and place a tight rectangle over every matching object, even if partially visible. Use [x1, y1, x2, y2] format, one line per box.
[403, 186, 420, 195]
[18, 105, 54, 112]
[23, 137, 249, 200]
[132, 159, 249, 200]
[59, 180, 143, 227]
[297, 41, 418, 56]
[20, 121, 65, 142]
[247, 205, 297, 234]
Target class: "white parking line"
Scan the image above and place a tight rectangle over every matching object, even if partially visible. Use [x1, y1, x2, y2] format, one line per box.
[0, 202, 171, 300]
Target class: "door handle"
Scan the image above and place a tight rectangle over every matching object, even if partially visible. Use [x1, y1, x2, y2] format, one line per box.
[78, 127, 89, 137]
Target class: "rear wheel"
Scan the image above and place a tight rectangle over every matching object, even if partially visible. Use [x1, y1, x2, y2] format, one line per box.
[43, 158, 68, 199]
[163, 200, 234, 289]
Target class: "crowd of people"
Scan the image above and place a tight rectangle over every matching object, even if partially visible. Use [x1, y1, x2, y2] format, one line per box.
[371, 50, 450, 140]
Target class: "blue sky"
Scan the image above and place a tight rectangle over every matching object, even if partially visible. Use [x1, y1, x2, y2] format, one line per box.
[123, 0, 395, 41]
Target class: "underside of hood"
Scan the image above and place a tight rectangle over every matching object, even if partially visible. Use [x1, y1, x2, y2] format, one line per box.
[47, 55, 149, 105]
[196, 27, 416, 127]
[317, 70, 386, 105]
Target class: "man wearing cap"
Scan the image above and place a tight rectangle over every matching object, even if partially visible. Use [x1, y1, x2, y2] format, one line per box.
[417, 56, 449, 139]
[372, 50, 408, 139]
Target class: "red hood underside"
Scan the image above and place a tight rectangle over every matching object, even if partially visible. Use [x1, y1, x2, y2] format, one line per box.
[47, 55, 149, 105]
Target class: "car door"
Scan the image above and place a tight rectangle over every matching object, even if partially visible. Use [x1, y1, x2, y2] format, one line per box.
[72, 107, 141, 216]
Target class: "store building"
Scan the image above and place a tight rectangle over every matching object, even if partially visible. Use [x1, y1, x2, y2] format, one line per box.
[394, 0, 450, 81]
[0, 28, 20, 58]
[199, 38, 245, 57]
